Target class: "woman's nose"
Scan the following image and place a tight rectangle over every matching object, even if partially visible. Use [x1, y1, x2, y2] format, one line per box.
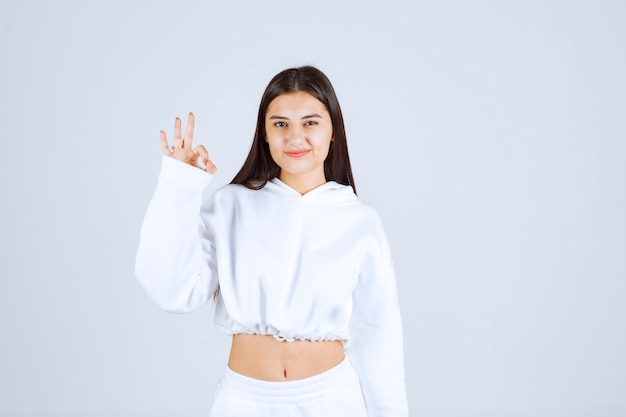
[287, 125, 304, 143]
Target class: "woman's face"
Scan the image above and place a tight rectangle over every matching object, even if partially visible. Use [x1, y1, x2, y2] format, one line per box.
[265, 91, 333, 190]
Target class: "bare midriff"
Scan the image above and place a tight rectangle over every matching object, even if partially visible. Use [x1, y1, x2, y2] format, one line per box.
[228, 334, 345, 381]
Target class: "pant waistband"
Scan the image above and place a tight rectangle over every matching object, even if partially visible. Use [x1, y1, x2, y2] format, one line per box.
[220, 355, 356, 402]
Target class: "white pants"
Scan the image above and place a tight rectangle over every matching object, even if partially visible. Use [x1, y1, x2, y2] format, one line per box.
[209, 356, 368, 417]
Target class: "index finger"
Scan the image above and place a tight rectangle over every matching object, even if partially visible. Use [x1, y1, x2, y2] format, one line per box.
[183, 112, 195, 148]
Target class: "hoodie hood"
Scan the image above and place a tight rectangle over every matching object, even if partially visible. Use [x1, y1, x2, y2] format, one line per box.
[264, 177, 358, 205]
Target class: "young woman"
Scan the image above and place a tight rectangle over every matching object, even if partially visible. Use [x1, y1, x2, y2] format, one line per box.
[135, 66, 408, 417]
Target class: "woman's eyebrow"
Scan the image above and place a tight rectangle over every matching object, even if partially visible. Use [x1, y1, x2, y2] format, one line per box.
[268, 114, 323, 120]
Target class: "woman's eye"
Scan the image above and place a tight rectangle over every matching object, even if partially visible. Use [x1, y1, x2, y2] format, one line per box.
[305, 120, 318, 126]
[273, 121, 287, 127]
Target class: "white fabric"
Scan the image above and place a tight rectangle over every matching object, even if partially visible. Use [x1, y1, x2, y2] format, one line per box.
[209, 356, 367, 417]
[135, 156, 409, 417]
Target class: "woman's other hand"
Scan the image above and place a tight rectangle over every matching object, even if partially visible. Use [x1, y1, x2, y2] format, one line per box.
[160, 112, 217, 174]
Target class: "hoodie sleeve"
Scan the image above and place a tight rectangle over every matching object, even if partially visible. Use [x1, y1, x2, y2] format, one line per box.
[345, 215, 409, 417]
[134, 156, 218, 313]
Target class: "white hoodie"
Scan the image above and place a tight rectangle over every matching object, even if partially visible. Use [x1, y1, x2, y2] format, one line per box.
[135, 156, 408, 417]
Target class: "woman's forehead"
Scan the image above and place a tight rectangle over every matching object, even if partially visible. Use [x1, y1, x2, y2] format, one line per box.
[266, 91, 328, 117]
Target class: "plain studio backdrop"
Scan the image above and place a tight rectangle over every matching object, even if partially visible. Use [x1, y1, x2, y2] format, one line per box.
[1, 1, 625, 416]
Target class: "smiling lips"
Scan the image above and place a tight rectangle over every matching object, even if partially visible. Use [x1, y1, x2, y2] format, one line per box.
[285, 149, 310, 158]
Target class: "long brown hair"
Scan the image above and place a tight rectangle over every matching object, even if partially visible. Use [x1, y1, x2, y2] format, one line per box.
[231, 66, 357, 194]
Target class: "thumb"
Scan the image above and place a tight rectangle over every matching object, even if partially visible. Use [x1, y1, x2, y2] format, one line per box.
[204, 160, 217, 175]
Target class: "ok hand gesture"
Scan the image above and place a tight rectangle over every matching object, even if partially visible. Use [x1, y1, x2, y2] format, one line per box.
[160, 112, 217, 174]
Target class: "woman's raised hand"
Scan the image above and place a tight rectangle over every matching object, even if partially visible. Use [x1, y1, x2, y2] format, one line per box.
[160, 112, 217, 174]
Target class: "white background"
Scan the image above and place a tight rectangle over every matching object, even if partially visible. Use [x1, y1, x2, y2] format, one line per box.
[1, 1, 625, 416]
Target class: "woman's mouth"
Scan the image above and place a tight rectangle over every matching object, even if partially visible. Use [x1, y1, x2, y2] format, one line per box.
[285, 149, 310, 158]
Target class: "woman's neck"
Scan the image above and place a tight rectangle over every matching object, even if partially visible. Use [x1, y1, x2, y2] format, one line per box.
[279, 172, 327, 195]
